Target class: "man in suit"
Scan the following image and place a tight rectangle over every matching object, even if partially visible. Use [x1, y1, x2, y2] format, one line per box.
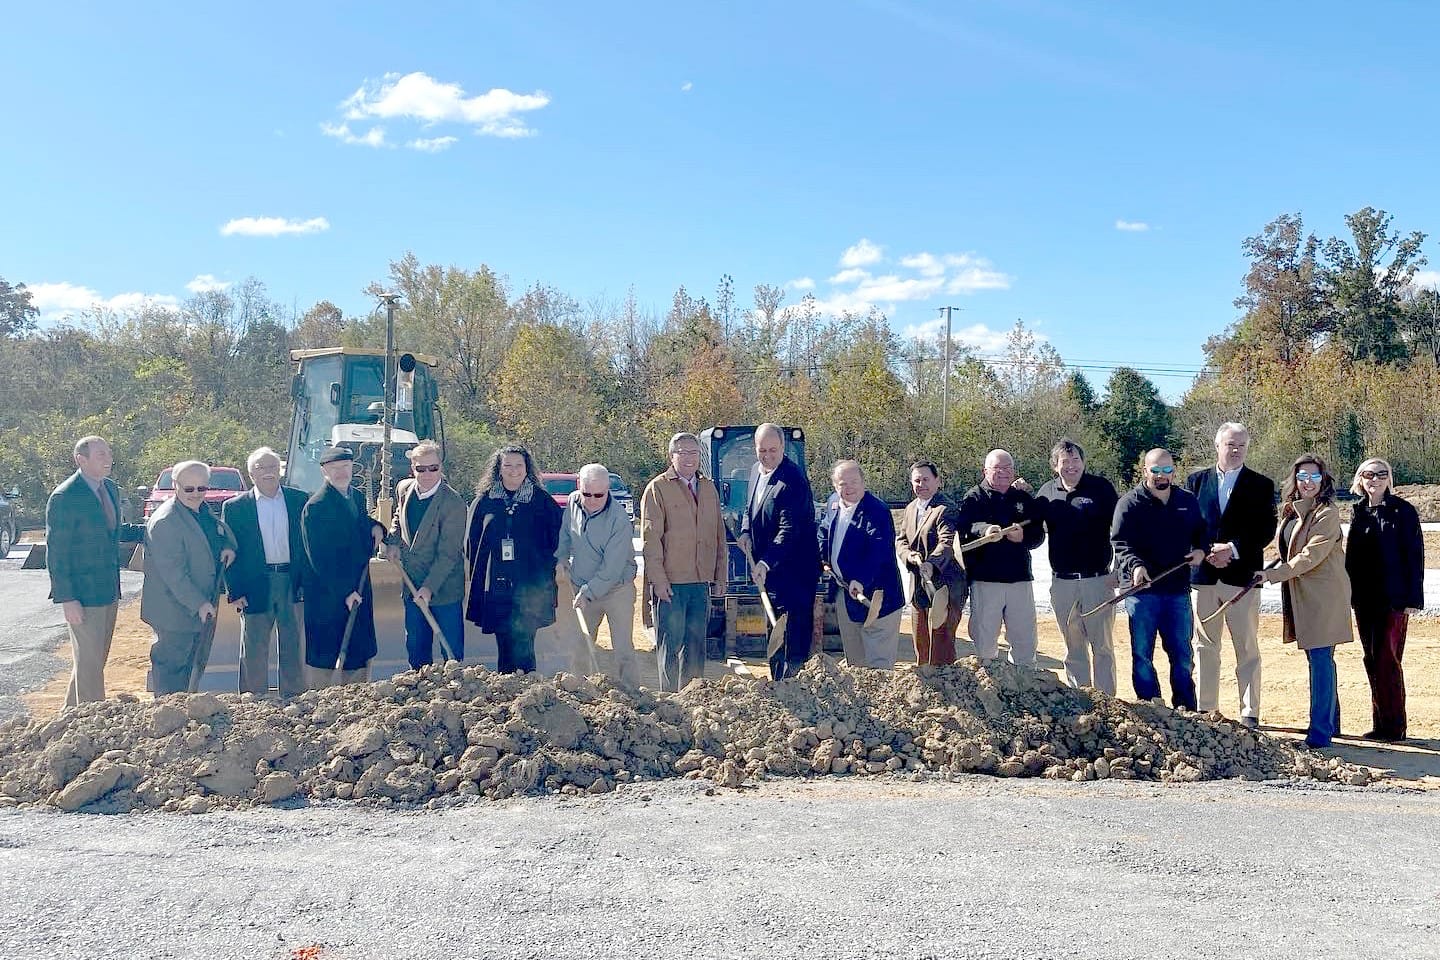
[1185, 422, 1277, 727]
[385, 440, 467, 671]
[221, 446, 308, 697]
[45, 435, 147, 706]
[959, 449, 1046, 665]
[820, 460, 904, 668]
[739, 423, 818, 680]
[301, 446, 385, 688]
[897, 459, 967, 666]
[140, 460, 236, 696]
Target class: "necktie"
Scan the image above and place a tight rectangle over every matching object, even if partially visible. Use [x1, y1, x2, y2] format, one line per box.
[688, 478, 698, 502]
[97, 482, 116, 530]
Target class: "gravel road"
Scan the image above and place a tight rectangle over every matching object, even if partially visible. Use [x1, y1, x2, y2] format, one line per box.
[3, 776, 1436, 960]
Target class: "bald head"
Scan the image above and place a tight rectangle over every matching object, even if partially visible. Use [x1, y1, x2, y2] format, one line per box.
[983, 449, 1015, 493]
[1143, 448, 1176, 497]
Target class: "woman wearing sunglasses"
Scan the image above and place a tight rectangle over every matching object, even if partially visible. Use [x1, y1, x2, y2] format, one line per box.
[1345, 457, 1423, 742]
[1253, 454, 1353, 747]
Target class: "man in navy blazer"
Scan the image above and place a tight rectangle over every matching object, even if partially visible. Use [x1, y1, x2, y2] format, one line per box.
[45, 435, 146, 706]
[221, 447, 309, 697]
[739, 423, 819, 680]
[1185, 422, 1277, 727]
[819, 460, 904, 668]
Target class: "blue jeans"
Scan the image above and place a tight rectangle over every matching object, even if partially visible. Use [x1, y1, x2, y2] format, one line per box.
[1125, 592, 1197, 709]
[656, 583, 708, 693]
[404, 597, 465, 670]
[1305, 646, 1341, 747]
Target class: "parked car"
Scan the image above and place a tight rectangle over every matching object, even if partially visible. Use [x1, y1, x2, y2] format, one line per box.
[140, 466, 248, 517]
[609, 472, 636, 523]
[0, 486, 19, 558]
[540, 472, 579, 508]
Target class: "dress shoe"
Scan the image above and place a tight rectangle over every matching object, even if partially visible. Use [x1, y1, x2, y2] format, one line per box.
[1361, 730, 1405, 743]
[1239, 716, 1260, 730]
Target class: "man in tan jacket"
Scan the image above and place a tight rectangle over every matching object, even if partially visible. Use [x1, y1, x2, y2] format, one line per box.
[640, 432, 728, 691]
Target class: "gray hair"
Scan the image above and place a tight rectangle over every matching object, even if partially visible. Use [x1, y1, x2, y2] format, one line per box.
[578, 463, 609, 486]
[668, 432, 700, 454]
[172, 460, 210, 485]
[406, 440, 443, 463]
[984, 449, 1014, 468]
[755, 423, 784, 446]
[1215, 422, 1249, 444]
[74, 435, 108, 457]
[246, 446, 282, 474]
[831, 458, 862, 481]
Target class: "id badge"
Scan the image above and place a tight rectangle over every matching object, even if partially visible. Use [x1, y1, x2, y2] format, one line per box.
[501, 538, 515, 562]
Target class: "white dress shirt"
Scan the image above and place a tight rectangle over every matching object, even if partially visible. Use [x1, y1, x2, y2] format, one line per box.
[255, 488, 290, 564]
[831, 498, 860, 578]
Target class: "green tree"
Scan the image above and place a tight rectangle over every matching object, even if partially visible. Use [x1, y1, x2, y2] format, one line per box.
[1098, 368, 1172, 483]
[0, 277, 39, 339]
[1322, 207, 1427, 362]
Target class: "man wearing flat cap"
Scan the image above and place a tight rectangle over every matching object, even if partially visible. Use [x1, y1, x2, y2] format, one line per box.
[300, 446, 385, 687]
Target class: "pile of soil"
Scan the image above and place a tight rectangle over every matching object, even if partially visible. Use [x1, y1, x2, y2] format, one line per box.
[0, 657, 1375, 814]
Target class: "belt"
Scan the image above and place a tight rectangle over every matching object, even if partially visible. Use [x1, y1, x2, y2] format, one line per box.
[266, 563, 291, 573]
[1053, 570, 1107, 580]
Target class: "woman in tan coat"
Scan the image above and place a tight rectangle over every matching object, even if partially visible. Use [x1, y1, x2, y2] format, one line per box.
[1254, 453, 1353, 747]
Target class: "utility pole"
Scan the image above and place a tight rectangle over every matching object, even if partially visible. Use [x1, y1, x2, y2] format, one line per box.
[377, 291, 402, 528]
[938, 305, 960, 429]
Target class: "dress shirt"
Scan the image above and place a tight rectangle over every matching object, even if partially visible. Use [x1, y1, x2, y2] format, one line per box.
[831, 498, 860, 576]
[1217, 466, 1242, 513]
[255, 488, 290, 564]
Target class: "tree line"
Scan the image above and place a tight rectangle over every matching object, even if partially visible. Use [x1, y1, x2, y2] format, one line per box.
[1, 205, 1433, 520]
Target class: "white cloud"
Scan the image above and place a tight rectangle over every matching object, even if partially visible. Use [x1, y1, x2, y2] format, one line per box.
[1412, 269, 1440, 291]
[407, 136, 458, 153]
[828, 267, 872, 285]
[1115, 219, 1150, 232]
[900, 317, 1033, 354]
[220, 216, 331, 238]
[185, 274, 231, 294]
[681, 81, 693, 92]
[320, 121, 386, 147]
[785, 276, 815, 291]
[839, 238, 885, 268]
[335, 71, 551, 142]
[900, 253, 946, 278]
[28, 282, 179, 318]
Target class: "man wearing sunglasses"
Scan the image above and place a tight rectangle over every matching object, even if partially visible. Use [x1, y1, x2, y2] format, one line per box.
[386, 441, 467, 671]
[1111, 448, 1208, 710]
[556, 462, 639, 683]
[1185, 423, 1277, 728]
[140, 460, 236, 695]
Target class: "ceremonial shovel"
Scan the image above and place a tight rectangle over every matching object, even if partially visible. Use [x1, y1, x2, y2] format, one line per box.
[739, 540, 788, 659]
[334, 565, 372, 677]
[1080, 558, 1194, 619]
[1198, 560, 1281, 625]
[396, 563, 457, 662]
[827, 567, 883, 628]
[958, 519, 1031, 553]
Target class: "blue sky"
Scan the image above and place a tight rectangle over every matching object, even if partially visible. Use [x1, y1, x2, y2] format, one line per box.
[5, 1, 1438, 397]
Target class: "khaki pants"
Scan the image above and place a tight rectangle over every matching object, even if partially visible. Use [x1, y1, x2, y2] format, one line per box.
[567, 580, 640, 685]
[968, 581, 1037, 664]
[838, 606, 903, 669]
[1049, 575, 1117, 695]
[1192, 583, 1262, 718]
[239, 572, 305, 698]
[64, 602, 119, 707]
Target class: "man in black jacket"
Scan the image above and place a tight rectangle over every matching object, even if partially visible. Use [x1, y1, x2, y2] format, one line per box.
[221, 446, 309, 697]
[301, 447, 385, 687]
[45, 435, 147, 706]
[958, 449, 1046, 665]
[739, 423, 819, 680]
[1036, 439, 1120, 694]
[1185, 423, 1276, 727]
[1112, 448, 1208, 709]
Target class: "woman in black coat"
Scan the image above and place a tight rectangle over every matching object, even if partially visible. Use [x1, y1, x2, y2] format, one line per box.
[1345, 456, 1424, 742]
[465, 445, 562, 673]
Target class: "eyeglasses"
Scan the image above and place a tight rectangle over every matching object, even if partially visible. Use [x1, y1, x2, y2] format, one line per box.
[1148, 465, 1175, 475]
[412, 464, 441, 473]
[1295, 471, 1323, 482]
[180, 485, 210, 493]
[1360, 470, 1389, 480]
[673, 449, 701, 457]
[581, 492, 607, 499]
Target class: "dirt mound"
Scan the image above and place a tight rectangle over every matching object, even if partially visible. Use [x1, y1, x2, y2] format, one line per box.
[0, 658, 1375, 813]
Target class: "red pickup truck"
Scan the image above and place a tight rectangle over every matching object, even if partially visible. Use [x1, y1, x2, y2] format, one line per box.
[141, 466, 248, 517]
